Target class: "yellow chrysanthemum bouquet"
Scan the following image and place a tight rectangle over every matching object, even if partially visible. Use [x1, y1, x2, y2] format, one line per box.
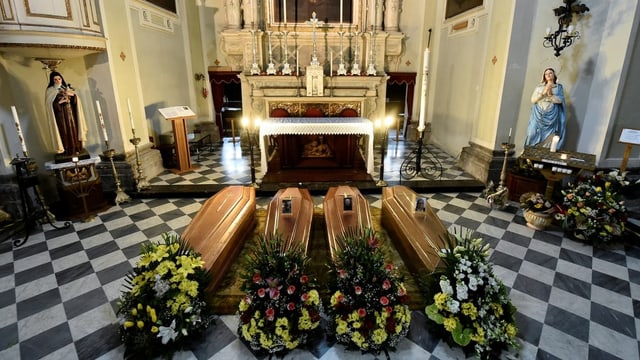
[328, 227, 411, 357]
[117, 232, 213, 359]
[237, 234, 322, 355]
[425, 231, 519, 359]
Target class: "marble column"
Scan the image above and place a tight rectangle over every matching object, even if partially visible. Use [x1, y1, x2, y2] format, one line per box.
[225, 0, 242, 29]
[384, 0, 400, 32]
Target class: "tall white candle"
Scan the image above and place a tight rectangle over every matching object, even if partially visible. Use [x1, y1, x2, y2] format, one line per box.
[283, 0, 287, 24]
[96, 100, 108, 142]
[11, 106, 28, 153]
[330, 51, 333, 75]
[340, 0, 343, 25]
[550, 135, 560, 152]
[507, 127, 512, 144]
[417, 47, 430, 131]
[127, 98, 135, 129]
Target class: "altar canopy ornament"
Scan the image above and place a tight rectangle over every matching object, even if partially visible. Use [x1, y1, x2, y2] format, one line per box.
[543, 0, 590, 57]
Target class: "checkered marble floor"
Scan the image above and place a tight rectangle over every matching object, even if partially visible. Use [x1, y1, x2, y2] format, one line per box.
[149, 134, 476, 186]
[2, 137, 640, 359]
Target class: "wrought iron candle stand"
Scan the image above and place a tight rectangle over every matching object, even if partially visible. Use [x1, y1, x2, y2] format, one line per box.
[103, 141, 130, 205]
[129, 129, 149, 191]
[399, 129, 443, 181]
[10, 154, 70, 247]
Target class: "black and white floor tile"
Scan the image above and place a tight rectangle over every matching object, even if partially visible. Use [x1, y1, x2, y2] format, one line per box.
[1, 137, 639, 359]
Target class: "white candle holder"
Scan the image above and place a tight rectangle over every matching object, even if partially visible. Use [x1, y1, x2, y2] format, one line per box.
[266, 31, 277, 75]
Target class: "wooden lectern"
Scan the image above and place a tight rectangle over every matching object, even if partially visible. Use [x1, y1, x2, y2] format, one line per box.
[158, 106, 198, 173]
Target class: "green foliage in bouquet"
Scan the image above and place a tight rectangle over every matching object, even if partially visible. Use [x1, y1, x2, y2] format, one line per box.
[557, 169, 628, 245]
[116, 232, 214, 359]
[237, 233, 322, 355]
[327, 227, 411, 357]
[424, 231, 519, 359]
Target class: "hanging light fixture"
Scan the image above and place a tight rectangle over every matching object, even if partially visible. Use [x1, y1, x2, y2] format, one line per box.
[543, 0, 590, 57]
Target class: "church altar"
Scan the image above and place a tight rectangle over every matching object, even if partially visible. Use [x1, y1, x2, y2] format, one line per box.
[259, 117, 374, 175]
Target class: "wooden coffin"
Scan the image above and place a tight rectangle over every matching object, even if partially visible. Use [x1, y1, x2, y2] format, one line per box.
[381, 185, 449, 274]
[181, 185, 256, 294]
[264, 187, 315, 253]
[323, 185, 373, 260]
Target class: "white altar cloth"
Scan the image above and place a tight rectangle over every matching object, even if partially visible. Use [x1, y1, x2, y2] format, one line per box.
[259, 117, 375, 174]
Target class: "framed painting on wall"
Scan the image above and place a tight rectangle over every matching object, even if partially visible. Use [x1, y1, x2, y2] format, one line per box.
[445, 0, 483, 19]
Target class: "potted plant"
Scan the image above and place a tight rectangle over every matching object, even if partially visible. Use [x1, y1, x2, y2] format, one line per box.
[327, 227, 412, 358]
[116, 232, 214, 359]
[556, 170, 629, 246]
[425, 231, 519, 359]
[237, 234, 322, 356]
[520, 191, 556, 230]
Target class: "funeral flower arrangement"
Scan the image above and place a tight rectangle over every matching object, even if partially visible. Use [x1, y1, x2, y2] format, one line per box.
[328, 227, 411, 357]
[116, 232, 214, 359]
[425, 232, 519, 359]
[557, 170, 629, 245]
[238, 234, 322, 355]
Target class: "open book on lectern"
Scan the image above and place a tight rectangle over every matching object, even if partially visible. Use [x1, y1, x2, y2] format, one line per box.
[158, 106, 196, 120]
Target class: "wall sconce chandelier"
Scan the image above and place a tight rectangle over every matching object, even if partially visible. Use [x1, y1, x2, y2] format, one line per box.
[543, 0, 590, 57]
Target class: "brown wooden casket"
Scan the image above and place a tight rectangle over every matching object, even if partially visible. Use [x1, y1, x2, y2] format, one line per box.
[381, 185, 449, 274]
[264, 187, 315, 253]
[323, 185, 373, 260]
[181, 185, 256, 294]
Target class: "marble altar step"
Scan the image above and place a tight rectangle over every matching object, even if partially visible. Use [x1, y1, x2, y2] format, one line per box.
[381, 185, 449, 274]
[181, 185, 256, 295]
[323, 185, 374, 260]
[263, 187, 315, 253]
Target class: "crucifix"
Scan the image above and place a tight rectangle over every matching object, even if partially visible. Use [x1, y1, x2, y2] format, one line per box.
[305, 11, 322, 66]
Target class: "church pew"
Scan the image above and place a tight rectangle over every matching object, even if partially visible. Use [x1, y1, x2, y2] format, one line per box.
[323, 185, 373, 260]
[381, 185, 449, 274]
[181, 185, 256, 295]
[263, 187, 314, 253]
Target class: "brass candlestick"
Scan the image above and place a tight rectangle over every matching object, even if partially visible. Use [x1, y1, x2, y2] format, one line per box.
[103, 142, 130, 205]
[129, 129, 149, 191]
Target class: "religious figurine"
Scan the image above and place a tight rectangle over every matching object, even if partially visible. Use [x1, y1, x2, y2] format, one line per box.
[44, 71, 88, 157]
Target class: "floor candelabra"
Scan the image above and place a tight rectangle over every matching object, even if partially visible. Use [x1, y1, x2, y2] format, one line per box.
[484, 141, 514, 208]
[242, 117, 261, 188]
[129, 129, 149, 191]
[103, 142, 130, 205]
